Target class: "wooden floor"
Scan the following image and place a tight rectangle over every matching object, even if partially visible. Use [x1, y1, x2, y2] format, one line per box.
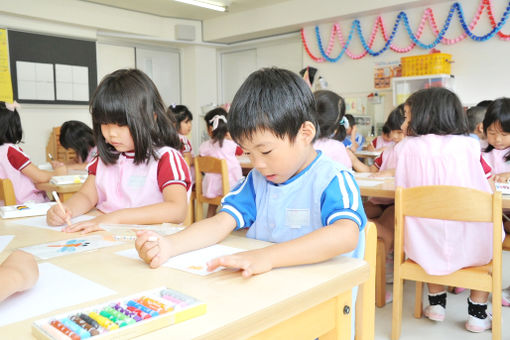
[374, 251, 510, 339]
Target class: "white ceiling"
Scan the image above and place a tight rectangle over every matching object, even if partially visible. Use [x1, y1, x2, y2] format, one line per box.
[80, 0, 293, 21]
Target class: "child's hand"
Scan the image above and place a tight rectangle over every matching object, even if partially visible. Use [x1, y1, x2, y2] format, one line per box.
[2, 250, 39, 292]
[50, 160, 65, 169]
[207, 249, 273, 278]
[62, 214, 114, 234]
[366, 143, 375, 151]
[46, 204, 72, 226]
[135, 231, 171, 268]
[54, 164, 67, 176]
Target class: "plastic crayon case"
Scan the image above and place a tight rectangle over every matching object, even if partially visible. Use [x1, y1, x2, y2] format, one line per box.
[32, 287, 206, 339]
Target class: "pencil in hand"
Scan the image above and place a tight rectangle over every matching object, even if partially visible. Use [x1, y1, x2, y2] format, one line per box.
[52, 191, 71, 227]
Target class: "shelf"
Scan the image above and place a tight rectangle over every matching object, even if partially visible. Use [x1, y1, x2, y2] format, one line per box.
[392, 74, 455, 106]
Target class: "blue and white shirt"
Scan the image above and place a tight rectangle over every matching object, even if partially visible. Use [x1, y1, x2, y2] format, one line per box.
[343, 134, 365, 151]
[220, 151, 366, 259]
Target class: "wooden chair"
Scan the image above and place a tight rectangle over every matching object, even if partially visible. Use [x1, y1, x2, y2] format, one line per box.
[182, 153, 194, 226]
[0, 178, 16, 206]
[355, 222, 376, 340]
[46, 126, 76, 162]
[194, 156, 229, 221]
[375, 237, 387, 307]
[392, 186, 502, 340]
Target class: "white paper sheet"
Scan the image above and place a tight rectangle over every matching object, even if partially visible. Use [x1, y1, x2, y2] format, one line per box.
[355, 179, 385, 187]
[0, 263, 115, 327]
[116, 244, 244, 276]
[0, 235, 14, 253]
[11, 215, 94, 231]
[21, 235, 122, 260]
[354, 172, 394, 180]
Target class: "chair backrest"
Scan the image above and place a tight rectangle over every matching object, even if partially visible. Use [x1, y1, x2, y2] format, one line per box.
[46, 126, 76, 162]
[194, 156, 230, 204]
[355, 222, 376, 340]
[0, 178, 16, 206]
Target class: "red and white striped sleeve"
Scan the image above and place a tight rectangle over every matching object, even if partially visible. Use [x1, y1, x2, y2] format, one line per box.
[7, 145, 31, 171]
[86, 157, 99, 176]
[157, 150, 192, 192]
[480, 155, 492, 179]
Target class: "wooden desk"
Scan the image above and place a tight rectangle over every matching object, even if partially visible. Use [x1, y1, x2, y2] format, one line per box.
[237, 155, 253, 176]
[356, 176, 510, 209]
[354, 151, 381, 159]
[35, 182, 82, 202]
[0, 219, 368, 340]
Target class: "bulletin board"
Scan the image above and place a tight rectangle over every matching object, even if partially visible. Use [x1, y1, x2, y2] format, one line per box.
[8, 30, 97, 105]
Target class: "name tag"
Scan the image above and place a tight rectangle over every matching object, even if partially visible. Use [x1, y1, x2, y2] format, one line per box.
[285, 209, 310, 229]
[127, 175, 147, 188]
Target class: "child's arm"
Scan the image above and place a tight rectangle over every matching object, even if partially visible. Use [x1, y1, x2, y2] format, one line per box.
[46, 175, 98, 226]
[62, 184, 188, 233]
[135, 211, 237, 268]
[0, 250, 39, 302]
[348, 149, 378, 173]
[21, 163, 67, 183]
[207, 219, 359, 277]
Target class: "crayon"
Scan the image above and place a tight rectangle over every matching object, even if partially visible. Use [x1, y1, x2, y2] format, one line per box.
[61, 317, 91, 338]
[70, 315, 100, 336]
[88, 311, 119, 331]
[112, 303, 142, 322]
[49, 319, 80, 340]
[127, 300, 159, 317]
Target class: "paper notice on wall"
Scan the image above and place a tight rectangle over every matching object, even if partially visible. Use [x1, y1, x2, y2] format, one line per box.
[0, 29, 13, 103]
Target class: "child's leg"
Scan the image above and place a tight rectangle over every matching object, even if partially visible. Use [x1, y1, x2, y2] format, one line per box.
[363, 201, 384, 219]
[504, 220, 510, 233]
[373, 205, 395, 255]
[465, 290, 491, 332]
[207, 204, 218, 218]
[424, 283, 447, 322]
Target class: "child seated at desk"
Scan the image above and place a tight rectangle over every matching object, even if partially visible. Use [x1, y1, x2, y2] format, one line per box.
[52, 120, 96, 171]
[466, 106, 488, 150]
[366, 124, 393, 152]
[0, 102, 66, 205]
[136, 67, 366, 278]
[46, 69, 191, 233]
[342, 114, 365, 152]
[198, 107, 242, 217]
[0, 250, 39, 303]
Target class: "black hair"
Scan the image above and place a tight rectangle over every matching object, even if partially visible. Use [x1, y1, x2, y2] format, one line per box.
[344, 114, 356, 128]
[482, 98, 510, 159]
[466, 106, 487, 132]
[204, 107, 228, 147]
[168, 105, 193, 133]
[405, 87, 468, 136]
[228, 67, 318, 144]
[314, 90, 346, 140]
[381, 124, 391, 135]
[59, 120, 95, 163]
[90, 68, 180, 165]
[476, 100, 493, 108]
[385, 104, 405, 131]
[0, 102, 23, 145]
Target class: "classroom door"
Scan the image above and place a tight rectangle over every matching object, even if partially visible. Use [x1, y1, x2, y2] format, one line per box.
[220, 49, 257, 104]
[136, 48, 181, 107]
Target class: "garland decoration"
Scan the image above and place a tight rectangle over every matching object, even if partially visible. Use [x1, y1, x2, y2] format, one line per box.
[301, 0, 510, 62]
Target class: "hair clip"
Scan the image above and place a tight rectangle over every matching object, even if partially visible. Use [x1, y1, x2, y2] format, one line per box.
[209, 115, 227, 131]
[339, 116, 349, 129]
[171, 103, 176, 109]
[5, 101, 20, 112]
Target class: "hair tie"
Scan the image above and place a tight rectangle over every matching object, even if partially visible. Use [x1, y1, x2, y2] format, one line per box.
[339, 116, 349, 129]
[209, 115, 227, 131]
[5, 101, 20, 112]
[171, 103, 176, 109]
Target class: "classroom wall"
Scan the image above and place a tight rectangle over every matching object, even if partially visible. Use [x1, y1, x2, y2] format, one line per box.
[301, 0, 510, 108]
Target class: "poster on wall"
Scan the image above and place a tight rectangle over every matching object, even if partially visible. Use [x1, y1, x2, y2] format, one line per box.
[374, 60, 401, 89]
[0, 29, 13, 103]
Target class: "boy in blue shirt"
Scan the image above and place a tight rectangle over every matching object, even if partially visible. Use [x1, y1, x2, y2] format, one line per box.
[136, 67, 366, 278]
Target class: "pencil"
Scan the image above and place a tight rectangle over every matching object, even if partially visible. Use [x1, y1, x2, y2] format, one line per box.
[48, 153, 54, 161]
[52, 191, 71, 227]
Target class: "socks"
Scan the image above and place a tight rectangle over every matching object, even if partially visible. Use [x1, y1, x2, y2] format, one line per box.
[428, 291, 447, 308]
[467, 297, 488, 319]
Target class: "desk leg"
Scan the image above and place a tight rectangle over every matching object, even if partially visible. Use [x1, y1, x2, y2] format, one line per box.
[320, 290, 352, 340]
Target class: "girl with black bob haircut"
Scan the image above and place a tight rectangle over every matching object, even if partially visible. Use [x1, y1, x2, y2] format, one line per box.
[59, 120, 96, 164]
[168, 105, 193, 134]
[228, 67, 319, 144]
[405, 87, 468, 136]
[0, 101, 23, 145]
[46, 69, 191, 233]
[482, 97, 510, 161]
[92, 69, 180, 165]
[168, 104, 194, 156]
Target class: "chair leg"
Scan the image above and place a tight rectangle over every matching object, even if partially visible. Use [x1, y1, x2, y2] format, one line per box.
[376, 238, 386, 307]
[391, 278, 404, 340]
[195, 201, 203, 222]
[492, 283, 502, 340]
[414, 282, 423, 318]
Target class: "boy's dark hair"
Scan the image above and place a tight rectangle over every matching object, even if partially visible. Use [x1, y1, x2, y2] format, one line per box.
[204, 107, 228, 147]
[314, 90, 346, 140]
[168, 105, 193, 133]
[90, 68, 180, 165]
[405, 87, 468, 136]
[59, 120, 95, 163]
[344, 114, 356, 128]
[382, 124, 391, 135]
[0, 102, 23, 145]
[482, 98, 510, 160]
[228, 67, 318, 144]
[466, 106, 487, 132]
[385, 104, 405, 131]
[476, 100, 493, 108]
